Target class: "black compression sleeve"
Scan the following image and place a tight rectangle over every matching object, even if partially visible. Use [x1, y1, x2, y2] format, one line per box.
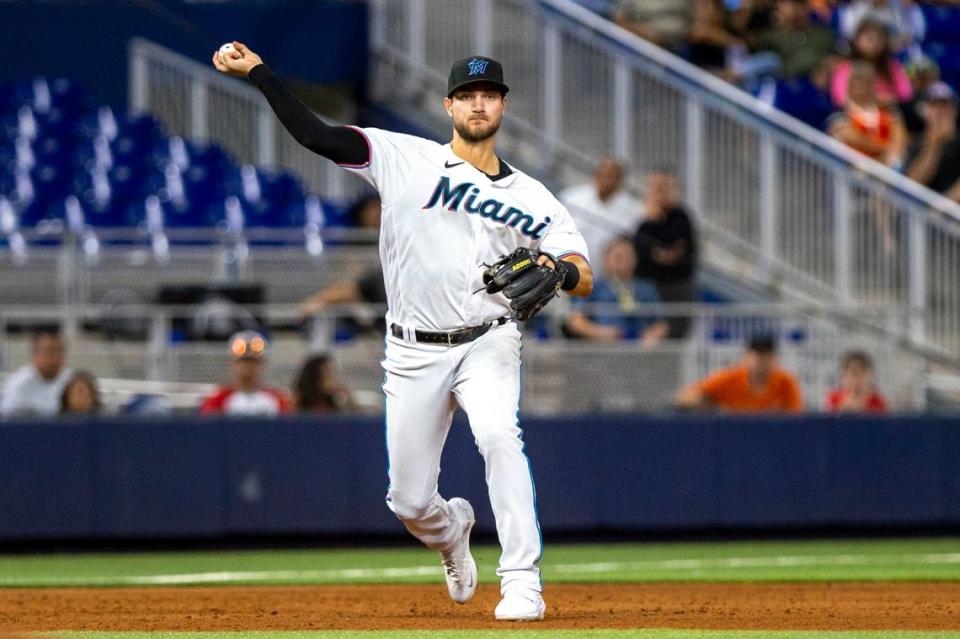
[248, 64, 369, 166]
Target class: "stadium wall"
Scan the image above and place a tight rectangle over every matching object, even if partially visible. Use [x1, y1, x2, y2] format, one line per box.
[1, 414, 958, 541]
[0, 0, 368, 109]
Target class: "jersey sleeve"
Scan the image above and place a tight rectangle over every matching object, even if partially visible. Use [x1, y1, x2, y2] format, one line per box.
[538, 199, 590, 265]
[341, 127, 422, 206]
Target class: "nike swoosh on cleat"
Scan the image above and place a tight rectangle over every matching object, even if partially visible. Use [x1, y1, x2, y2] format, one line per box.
[445, 161, 465, 168]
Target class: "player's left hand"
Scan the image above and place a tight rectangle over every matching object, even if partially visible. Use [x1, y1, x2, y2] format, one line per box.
[481, 248, 563, 321]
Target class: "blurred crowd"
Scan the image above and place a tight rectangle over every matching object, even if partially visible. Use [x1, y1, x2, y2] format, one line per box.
[0, 328, 357, 419]
[609, 0, 960, 202]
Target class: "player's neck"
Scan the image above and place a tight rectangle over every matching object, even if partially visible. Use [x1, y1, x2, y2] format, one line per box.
[450, 135, 499, 175]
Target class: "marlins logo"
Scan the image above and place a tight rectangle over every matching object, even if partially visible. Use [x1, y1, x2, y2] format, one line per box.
[467, 58, 489, 76]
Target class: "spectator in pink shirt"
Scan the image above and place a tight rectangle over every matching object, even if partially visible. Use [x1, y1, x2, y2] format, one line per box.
[831, 18, 912, 107]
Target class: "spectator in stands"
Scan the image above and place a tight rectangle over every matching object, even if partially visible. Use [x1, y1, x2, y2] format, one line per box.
[613, 0, 693, 52]
[831, 18, 913, 107]
[291, 353, 355, 413]
[339, 194, 381, 246]
[906, 82, 960, 202]
[559, 157, 640, 264]
[749, 0, 838, 79]
[689, 0, 744, 75]
[829, 62, 908, 167]
[565, 237, 669, 344]
[199, 330, 293, 416]
[902, 55, 941, 134]
[730, 0, 777, 36]
[838, 0, 926, 55]
[633, 169, 698, 338]
[299, 267, 387, 335]
[825, 350, 889, 413]
[674, 334, 804, 413]
[60, 370, 102, 416]
[348, 194, 381, 230]
[0, 329, 71, 418]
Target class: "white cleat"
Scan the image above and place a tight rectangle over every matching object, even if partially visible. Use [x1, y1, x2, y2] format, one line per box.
[440, 497, 477, 604]
[494, 590, 546, 621]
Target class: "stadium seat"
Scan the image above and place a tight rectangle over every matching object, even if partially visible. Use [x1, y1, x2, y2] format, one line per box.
[921, 4, 960, 43]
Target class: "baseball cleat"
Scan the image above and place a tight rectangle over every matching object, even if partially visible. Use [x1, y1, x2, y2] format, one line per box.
[440, 497, 477, 604]
[495, 590, 546, 621]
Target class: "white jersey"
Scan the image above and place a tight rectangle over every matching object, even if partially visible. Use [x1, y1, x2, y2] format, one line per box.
[344, 127, 589, 331]
[559, 183, 641, 264]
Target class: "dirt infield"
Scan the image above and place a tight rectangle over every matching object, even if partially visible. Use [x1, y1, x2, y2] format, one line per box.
[1, 583, 959, 631]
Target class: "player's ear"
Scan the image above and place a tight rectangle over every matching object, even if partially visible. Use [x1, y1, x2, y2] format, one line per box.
[443, 96, 453, 117]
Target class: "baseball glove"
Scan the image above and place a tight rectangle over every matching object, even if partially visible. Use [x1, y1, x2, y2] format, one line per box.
[481, 247, 563, 321]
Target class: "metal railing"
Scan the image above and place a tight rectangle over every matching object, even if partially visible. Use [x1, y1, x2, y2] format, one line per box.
[0, 302, 927, 414]
[369, 0, 960, 362]
[128, 38, 368, 204]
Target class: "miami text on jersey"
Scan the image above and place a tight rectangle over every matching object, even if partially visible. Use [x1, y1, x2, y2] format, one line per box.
[423, 176, 552, 240]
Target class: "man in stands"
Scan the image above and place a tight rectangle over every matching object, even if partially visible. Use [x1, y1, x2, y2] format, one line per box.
[825, 350, 888, 414]
[565, 237, 668, 345]
[674, 334, 804, 413]
[749, 0, 837, 80]
[199, 330, 292, 416]
[560, 157, 640, 266]
[0, 329, 71, 418]
[907, 82, 960, 204]
[632, 169, 698, 338]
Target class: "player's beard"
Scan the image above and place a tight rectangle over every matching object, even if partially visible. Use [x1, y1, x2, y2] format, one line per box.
[454, 115, 502, 143]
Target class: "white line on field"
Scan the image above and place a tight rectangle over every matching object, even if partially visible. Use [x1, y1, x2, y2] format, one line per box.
[1, 552, 958, 586]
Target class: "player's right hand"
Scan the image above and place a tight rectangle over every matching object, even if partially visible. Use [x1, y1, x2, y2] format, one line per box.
[212, 41, 263, 78]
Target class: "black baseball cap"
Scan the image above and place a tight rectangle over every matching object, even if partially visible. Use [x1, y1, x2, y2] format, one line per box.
[447, 56, 509, 97]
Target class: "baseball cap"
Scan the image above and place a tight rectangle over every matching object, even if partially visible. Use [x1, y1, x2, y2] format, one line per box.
[229, 330, 268, 360]
[447, 56, 509, 97]
[924, 81, 957, 104]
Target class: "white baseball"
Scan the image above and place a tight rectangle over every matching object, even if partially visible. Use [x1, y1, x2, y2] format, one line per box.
[218, 43, 237, 64]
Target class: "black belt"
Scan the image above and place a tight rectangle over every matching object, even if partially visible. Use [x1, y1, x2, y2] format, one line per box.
[390, 317, 509, 346]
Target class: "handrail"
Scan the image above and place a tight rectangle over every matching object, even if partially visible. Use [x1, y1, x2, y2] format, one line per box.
[541, 0, 960, 222]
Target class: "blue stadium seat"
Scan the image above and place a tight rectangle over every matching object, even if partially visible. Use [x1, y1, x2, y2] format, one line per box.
[921, 4, 960, 43]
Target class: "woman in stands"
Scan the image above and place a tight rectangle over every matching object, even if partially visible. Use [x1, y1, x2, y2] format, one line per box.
[60, 370, 102, 416]
[831, 18, 913, 107]
[291, 353, 355, 414]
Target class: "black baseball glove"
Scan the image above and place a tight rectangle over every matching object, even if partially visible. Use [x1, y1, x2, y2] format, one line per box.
[481, 247, 564, 321]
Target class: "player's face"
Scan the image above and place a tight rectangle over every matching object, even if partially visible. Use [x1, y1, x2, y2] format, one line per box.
[445, 84, 506, 143]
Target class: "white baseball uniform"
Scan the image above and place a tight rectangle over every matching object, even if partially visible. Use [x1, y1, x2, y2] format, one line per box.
[342, 127, 588, 595]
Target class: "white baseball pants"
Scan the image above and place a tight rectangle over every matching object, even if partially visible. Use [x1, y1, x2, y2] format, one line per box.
[382, 320, 542, 594]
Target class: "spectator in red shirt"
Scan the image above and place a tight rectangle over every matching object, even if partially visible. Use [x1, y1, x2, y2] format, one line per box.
[825, 350, 888, 414]
[200, 330, 293, 417]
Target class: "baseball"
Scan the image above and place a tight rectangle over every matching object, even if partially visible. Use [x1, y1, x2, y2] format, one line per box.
[218, 42, 237, 64]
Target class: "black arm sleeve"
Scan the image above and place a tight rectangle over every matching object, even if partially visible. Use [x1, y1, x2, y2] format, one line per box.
[248, 64, 369, 166]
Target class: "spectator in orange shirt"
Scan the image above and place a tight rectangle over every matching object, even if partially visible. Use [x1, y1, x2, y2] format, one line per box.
[674, 335, 803, 413]
[825, 350, 888, 414]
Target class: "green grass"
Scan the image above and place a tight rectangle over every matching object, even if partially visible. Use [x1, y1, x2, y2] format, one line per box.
[48, 630, 960, 639]
[2, 537, 959, 587]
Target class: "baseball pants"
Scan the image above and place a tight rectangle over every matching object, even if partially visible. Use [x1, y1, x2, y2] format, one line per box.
[382, 320, 542, 594]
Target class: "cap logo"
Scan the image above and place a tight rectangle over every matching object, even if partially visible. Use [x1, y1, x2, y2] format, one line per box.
[467, 58, 489, 76]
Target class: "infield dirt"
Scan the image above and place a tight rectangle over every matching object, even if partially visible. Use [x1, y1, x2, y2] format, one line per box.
[1, 583, 959, 631]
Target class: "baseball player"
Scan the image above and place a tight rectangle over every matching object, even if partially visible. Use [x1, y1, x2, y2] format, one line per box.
[213, 43, 593, 621]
